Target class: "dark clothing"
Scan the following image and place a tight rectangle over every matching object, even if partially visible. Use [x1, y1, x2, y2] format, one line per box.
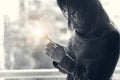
[53, 27, 119, 80]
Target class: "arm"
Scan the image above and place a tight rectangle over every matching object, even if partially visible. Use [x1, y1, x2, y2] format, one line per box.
[53, 31, 119, 80]
[53, 53, 76, 74]
[73, 31, 119, 80]
[53, 39, 86, 75]
[98, 31, 119, 80]
[53, 52, 86, 75]
[44, 41, 81, 74]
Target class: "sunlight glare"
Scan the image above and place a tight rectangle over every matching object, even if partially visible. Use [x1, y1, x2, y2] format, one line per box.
[33, 27, 45, 37]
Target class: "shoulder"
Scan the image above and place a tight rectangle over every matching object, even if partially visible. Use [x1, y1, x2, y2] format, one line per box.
[103, 23, 120, 40]
[107, 30, 119, 38]
[99, 30, 119, 49]
[106, 30, 119, 44]
[91, 30, 119, 42]
[106, 30, 120, 56]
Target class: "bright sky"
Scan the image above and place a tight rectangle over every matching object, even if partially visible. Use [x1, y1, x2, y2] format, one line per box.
[0, 0, 19, 22]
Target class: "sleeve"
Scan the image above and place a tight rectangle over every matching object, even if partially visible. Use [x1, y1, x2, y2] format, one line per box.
[53, 53, 77, 74]
[53, 54, 87, 80]
[53, 38, 78, 74]
[53, 37, 87, 75]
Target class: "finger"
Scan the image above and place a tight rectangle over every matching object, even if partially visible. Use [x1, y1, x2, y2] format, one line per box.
[48, 42, 55, 46]
[46, 43, 52, 47]
[45, 48, 54, 56]
[46, 42, 55, 48]
[45, 51, 56, 59]
[45, 49, 52, 57]
[49, 42, 59, 48]
[49, 42, 62, 48]
[45, 47, 51, 53]
[46, 42, 57, 48]
[45, 48, 58, 60]
[45, 46, 56, 52]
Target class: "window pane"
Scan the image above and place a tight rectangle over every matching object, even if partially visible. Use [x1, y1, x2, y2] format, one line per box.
[1, 0, 69, 70]
[0, 0, 120, 80]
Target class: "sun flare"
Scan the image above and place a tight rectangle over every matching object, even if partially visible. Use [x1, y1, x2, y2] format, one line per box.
[32, 28, 45, 37]
[31, 26, 51, 42]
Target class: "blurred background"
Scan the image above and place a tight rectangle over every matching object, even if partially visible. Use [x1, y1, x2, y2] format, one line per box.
[1, 0, 71, 70]
[0, 0, 120, 80]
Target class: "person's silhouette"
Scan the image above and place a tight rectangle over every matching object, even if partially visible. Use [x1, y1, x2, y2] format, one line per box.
[45, 0, 120, 80]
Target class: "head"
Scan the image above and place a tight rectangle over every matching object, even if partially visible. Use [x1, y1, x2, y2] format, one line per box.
[57, 0, 110, 33]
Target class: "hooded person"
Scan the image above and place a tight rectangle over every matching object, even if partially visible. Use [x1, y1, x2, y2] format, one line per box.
[45, 0, 120, 80]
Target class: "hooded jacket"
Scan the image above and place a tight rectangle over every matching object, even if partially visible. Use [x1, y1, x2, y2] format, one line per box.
[53, 27, 119, 80]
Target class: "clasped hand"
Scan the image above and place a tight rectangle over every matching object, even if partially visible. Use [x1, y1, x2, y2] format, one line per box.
[45, 42, 66, 63]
